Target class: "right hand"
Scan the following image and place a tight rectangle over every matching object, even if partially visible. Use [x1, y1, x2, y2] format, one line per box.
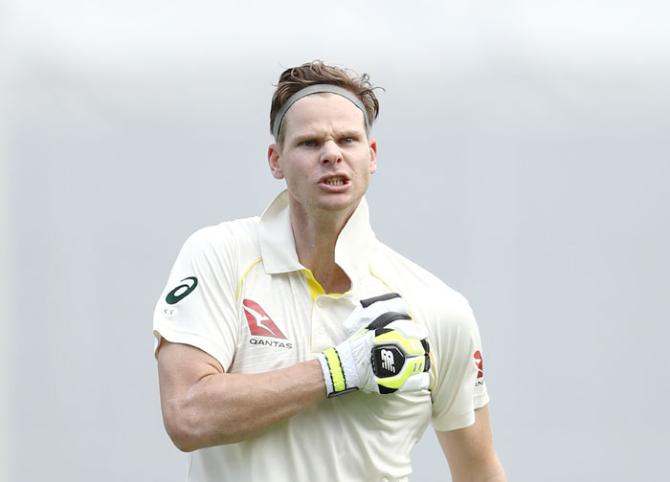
[317, 293, 431, 397]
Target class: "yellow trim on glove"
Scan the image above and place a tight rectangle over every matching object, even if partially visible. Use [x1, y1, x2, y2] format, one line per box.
[323, 347, 346, 393]
[377, 356, 426, 390]
[374, 330, 425, 356]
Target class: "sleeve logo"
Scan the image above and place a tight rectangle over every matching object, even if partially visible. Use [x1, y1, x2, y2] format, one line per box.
[165, 276, 198, 305]
[473, 350, 485, 386]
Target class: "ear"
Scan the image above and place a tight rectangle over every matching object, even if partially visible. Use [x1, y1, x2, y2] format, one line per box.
[368, 137, 378, 174]
[267, 143, 284, 179]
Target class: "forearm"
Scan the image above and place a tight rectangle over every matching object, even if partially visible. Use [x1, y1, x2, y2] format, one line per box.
[165, 359, 325, 451]
[450, 452, 506, 482]
[483, 455, 507, 482]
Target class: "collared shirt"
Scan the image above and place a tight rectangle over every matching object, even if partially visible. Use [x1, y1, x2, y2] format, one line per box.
[153, 190, 489, 482]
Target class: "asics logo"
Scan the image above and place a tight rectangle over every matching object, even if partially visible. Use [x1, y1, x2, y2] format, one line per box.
[243, 299, 287, 339]
[165, 276, 198, 305]
[381, 349, 395, 371]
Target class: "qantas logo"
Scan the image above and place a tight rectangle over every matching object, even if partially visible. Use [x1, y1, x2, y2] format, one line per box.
[242, 299, 287, 339]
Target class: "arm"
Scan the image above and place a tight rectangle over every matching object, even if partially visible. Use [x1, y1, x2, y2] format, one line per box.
[157, 339, 326, 452]
[436, 406, 507, 482]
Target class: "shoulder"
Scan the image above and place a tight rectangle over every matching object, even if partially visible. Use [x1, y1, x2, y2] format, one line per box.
[371, 241, 475, 330]
[179, 216, 261, 269]
[183, 216, 259, 250]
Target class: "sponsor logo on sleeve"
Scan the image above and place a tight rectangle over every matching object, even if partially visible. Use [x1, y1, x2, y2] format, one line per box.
[473, 350, 484, 386]
[243, 299, 293, 349]
[165, 276, 198, 305]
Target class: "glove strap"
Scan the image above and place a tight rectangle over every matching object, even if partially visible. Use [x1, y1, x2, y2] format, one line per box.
[318, 348, 358, 398]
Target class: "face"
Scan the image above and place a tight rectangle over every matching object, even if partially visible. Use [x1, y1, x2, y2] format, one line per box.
[267, 93, 377, 215]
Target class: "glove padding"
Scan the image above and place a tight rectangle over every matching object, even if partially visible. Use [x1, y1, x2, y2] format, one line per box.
[317, 293, 431, 397]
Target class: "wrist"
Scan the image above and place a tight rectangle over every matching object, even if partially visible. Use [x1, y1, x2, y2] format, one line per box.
[317, 346, 359, 398]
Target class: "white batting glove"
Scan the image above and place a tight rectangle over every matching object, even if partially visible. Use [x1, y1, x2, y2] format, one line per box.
[317, 294, 432, 397]
[341, 292, 412, 335]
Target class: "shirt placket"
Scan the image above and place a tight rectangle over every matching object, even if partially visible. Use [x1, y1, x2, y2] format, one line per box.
[310, 294, 356, 352]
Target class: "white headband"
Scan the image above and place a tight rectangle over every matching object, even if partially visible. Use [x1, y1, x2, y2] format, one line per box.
[271, 84, 371, 140]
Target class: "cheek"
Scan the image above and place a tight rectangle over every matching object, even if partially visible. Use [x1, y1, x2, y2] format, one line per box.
[356, 169, 372, 190]
[283, 168, 307, 190]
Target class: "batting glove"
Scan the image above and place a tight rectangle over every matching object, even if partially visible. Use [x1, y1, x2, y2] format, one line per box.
[317, 293, 432, 397]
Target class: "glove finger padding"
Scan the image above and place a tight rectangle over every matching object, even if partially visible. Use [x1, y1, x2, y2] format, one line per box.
[342, 293, 410, 335]
[370, 319, 432, 394]
[394, 371, 430, 393]
[381, 318, 429, 339]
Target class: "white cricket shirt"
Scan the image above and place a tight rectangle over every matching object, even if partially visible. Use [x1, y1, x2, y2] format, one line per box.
[153, 190, 489, 482]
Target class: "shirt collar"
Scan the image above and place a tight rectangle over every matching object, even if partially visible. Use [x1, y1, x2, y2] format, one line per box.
[258, 190, 376, 283]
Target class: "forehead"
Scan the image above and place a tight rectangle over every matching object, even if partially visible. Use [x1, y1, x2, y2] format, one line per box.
[282, 93, 366, 139]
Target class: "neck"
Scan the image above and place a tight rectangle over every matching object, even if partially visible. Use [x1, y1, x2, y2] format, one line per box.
[289, 199, 357, 294]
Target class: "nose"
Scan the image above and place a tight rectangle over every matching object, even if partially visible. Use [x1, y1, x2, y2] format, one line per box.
[320, 140, 343, 165]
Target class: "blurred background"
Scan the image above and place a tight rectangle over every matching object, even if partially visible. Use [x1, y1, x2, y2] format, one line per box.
[1, 1, 669, 481]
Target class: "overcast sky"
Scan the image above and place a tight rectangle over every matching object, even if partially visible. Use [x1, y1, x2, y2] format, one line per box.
[1, 2, 669, 481]
[5, 1, 670, 62]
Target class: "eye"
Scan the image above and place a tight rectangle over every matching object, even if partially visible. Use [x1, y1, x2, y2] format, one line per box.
[340, 136, 355, 144]
[300, 139, 318, 147]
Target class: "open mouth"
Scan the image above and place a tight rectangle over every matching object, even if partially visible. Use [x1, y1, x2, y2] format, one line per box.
[318, 174, 351, 191]
[323, 176, 347, 186]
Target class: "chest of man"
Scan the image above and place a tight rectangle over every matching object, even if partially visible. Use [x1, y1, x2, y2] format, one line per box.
[209, 261, 432, 481]
[231, 263, 392, 373]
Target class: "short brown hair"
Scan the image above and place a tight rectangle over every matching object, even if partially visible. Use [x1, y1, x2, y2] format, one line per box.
[270, 60, 381, 142]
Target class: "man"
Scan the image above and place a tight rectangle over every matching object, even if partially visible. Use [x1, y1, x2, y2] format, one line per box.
[153, 60, 506, 482]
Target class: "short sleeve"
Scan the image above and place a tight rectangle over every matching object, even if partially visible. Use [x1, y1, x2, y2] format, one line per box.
[152, 226, 240, 371]
[429, 297, 490, 432]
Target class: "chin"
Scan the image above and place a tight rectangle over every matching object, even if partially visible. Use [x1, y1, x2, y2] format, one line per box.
[313, 193, 362, 213]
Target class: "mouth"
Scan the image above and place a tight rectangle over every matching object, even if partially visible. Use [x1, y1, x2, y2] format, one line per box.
[319, 174, 350, 186]
[324, 176, 346, 186]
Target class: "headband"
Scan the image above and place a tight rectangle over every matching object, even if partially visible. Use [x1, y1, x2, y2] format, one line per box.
[271, 84, 371, 140]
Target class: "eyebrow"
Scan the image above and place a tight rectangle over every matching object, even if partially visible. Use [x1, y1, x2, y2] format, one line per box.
[292, 130, 363, 145]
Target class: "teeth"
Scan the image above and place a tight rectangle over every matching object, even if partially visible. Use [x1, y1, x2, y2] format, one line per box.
[325, 177, 344, 186]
